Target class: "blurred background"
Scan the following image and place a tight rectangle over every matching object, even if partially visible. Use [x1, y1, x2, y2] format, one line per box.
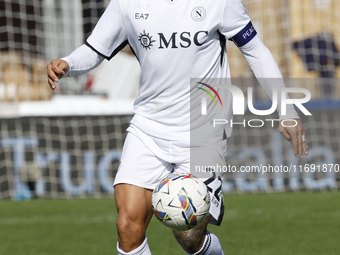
[1, 0, 339, 199]
[0, 1, 339, 254]
[0, 0, 340, 200]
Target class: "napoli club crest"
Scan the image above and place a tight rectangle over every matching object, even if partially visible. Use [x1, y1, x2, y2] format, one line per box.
[191, 7, 206, 22]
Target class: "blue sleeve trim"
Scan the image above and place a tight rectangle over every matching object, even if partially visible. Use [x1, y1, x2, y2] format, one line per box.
[231, 21, 257, 47]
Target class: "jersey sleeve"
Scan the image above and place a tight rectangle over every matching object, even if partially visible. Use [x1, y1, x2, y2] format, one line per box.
[219, 0, 252, 41]
[86, 0, 127, 60]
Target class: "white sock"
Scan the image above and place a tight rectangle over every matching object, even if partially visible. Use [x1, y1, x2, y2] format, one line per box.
[185, 231, 224, 255]
[117, 237, 152, 255]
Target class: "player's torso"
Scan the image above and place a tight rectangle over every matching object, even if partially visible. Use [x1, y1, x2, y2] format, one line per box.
[121, 0, 224, 67]
[119, 0, 230, 138]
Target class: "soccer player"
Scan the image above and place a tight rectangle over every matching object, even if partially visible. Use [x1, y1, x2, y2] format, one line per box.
[47, 0, 308, 254]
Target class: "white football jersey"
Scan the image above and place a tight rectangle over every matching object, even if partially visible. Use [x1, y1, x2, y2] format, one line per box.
[87, 0, 252, 140]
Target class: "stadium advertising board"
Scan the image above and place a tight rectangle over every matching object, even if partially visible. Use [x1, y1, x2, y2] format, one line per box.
[0, 106, 339, 199]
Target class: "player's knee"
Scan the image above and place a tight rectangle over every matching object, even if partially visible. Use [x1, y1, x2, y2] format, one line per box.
[116, 215, 147, 252]
[116, 212, 146, 238]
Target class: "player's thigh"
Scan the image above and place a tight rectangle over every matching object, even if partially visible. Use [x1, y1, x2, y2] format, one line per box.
[115, 184, 154, 228]
[114, 132, 174, 228]
[114, 131, 174, 190]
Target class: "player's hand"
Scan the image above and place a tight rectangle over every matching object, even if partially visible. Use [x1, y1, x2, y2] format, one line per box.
[278, 119, 308, 159]
[46, 59, 70, 90]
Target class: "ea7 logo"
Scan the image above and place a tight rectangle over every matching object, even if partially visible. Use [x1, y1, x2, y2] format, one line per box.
[135, 13, 149, 20]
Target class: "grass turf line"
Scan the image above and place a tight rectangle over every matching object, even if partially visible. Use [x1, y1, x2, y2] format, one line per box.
[0, 192, 339, 255]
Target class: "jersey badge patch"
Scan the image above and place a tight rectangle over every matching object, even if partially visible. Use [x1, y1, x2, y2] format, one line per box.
[138, 30, 156, 50]
[191, 7, 206, 22]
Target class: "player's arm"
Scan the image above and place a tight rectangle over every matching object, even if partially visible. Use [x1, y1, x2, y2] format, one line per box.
[46, 45, 104, 90]
[219, 0, 308, 158]
[236, 33, 308, 159]
[47, 45, 104, 90]
[47, 0, 127, 90]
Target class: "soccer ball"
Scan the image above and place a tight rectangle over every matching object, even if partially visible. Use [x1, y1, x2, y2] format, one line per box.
[151, 173, 210, 231]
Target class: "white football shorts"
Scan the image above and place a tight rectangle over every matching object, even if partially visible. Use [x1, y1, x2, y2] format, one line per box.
[114, 124, 227, 225]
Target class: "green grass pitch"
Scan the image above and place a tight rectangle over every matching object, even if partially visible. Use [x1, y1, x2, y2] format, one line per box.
[1, 192, 339, 255]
